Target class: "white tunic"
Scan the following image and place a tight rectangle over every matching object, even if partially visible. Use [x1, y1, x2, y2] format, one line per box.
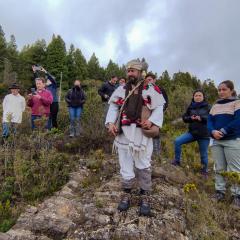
[105, 84, 165, 157]
[2, 94, 26, 123]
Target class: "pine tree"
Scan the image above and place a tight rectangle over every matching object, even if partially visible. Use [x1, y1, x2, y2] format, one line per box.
[87, 53, 101, 80]
[18, 45, 34, 87]
[31, 39, 47, 66]
[105, 59, 120, 80]
[65, 44, 76, 87]
[119, 64, 127, 78]
[17, 39, 47, 87]
[159, 70, 171, 91]
[202, 79, 218, 103]
[1, 35, 19, 83]
[0, 25, 7, 79]
[46, 35, 67, 82]
[74, 48, 88, 80]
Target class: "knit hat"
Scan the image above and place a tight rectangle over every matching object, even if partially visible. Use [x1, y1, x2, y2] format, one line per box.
[126, 59, 143, 71]
[9, 83, 20, 89]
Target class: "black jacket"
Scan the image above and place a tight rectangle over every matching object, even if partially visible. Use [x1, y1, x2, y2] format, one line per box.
[182, 101, 211, 138]
[65, 86, 86, 107]
[98, 81, 116, 102]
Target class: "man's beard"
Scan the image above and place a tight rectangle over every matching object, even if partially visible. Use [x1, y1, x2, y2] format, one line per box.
[127, 76, 139, 85]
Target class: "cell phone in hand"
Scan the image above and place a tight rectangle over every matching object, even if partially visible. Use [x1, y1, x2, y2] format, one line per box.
[33, 65, 42, 72]
[31, 88, 36, 95]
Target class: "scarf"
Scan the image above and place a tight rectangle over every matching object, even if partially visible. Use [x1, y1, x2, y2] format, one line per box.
[190, 101, 208, 108]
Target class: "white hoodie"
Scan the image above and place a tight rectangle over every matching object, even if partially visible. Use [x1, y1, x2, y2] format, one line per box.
[2, 94, 26, 123]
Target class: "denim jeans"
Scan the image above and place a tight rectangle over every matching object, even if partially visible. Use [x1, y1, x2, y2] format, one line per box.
[2, 122, 17, 137]
[174, 132, 210, 171]
[68, 107, 83, 136]
[31, 115, 51, 130]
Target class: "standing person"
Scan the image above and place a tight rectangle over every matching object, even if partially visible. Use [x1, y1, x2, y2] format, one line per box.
[145, 73, 169, 156]
[2, 83, 26, 139]
[65, 80, 86, 137]
[98, 76, 118, 116]
[172, 90, 210, 176]
[118, 77, 126, 87]
[41, 67, 59, 129]
[27, 78, 53, 130]
[106, 59, 165, 216]
[208, 80, 240, 207]
[32, 65, 59, 129]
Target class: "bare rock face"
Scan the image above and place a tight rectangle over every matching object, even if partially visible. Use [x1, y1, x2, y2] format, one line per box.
[3, 160, 196, 240]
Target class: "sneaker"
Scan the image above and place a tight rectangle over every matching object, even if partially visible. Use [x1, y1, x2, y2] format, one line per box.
[214, 190, 225, 201]
[117, 194, 130, 212]
[232, 195, 240, 209]
[171, 159, 180, 166]
[69, 133, 74, 138]
[139, 196, 151, 216]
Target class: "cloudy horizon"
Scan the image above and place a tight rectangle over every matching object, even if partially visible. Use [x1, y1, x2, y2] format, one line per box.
[0, 0, 240, 92]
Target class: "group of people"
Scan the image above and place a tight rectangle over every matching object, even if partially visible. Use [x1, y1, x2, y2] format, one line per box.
[104, 59, 240, 216]
[172, 81, 240, 206]
[1, 59, 240, 216]
[2, 66, 86, 138]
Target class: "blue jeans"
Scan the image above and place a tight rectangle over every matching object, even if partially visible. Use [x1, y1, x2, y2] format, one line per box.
[68, 107, 83, 136]
[69, 107, 83, 120]
[174, 132, 210, 171]
[2, 122, 17, 137]
[31, 115, 51, 130]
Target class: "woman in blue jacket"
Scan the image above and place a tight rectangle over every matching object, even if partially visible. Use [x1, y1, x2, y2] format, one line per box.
[208, 80, 240, 208]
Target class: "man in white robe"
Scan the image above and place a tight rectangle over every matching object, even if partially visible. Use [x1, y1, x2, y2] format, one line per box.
[105, 59, 165, 216]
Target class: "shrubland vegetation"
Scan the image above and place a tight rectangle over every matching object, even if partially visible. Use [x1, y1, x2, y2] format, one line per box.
[0, 25, 239, 238]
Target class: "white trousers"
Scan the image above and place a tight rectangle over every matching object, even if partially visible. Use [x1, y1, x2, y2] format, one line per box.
[118, 145, 153, 180]
[117, 139, 153, 190]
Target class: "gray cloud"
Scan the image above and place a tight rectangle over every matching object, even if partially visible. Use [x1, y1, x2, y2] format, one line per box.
[0, 0, 240, 92]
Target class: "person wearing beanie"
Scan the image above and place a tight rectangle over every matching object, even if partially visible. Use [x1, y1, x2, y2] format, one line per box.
[2, 83, 26, 139]
[105, 58, 165, 216]
[172, 90, 211, 176]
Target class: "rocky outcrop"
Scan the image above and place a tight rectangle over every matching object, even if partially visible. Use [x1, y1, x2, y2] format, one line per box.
[1, 158, 237, 240]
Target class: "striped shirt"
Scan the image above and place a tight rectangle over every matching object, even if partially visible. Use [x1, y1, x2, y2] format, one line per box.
[208, 98, 240, 140]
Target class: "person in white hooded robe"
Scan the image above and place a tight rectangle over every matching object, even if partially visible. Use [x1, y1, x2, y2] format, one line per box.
[105, 59, 165, 216]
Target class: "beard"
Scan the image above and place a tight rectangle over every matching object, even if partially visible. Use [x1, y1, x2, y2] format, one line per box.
[127, 76, 139, 85]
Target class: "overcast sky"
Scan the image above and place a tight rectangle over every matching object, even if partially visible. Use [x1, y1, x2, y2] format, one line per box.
[0, 0, 240, 92]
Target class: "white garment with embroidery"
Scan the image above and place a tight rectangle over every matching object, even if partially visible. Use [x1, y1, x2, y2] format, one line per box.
[105, 84, 165, 157]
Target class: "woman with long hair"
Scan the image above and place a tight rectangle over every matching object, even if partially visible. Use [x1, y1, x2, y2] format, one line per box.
[208, 80, 240, 208]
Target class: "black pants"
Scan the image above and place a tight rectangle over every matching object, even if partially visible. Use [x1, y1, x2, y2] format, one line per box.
[50, 102, 59, 128]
